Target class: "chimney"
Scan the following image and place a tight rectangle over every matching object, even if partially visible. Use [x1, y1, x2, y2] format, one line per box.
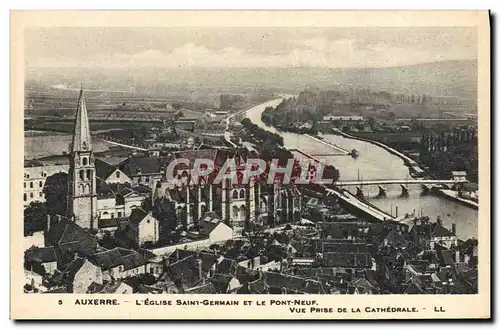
[197, 258, 204, 284]
[253, 256, 260, 269]
[436, 216, 442, 227]
[46, 214, 51, 232]
[452, 223, 456, 236]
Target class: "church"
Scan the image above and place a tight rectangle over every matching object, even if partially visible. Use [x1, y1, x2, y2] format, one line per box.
[67, 88, 302, 235]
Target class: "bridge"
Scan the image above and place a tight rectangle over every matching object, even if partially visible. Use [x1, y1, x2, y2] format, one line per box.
[336, 179, 461, 199]
[335, 179, 458, 187]
[324, 187, 397, 222]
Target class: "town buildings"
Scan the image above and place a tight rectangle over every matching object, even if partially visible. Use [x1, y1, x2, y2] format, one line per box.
[23, 163, 69, 206]
[23, 89, 477, 296]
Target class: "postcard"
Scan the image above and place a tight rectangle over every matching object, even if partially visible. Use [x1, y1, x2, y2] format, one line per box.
[11, 10, 490, 320]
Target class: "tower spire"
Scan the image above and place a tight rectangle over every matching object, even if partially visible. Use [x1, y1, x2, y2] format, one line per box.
[71, 86, 92, 152]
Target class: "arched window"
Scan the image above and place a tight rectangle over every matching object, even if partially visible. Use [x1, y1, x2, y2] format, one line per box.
[79, 170, 85, 180]
[23, 193, 26, 202]
[239, 189, 245, 199]
[29, 182, 33, 188]
[86, 184, 91, 194]
[79, 184, 84, 193]
[260, 201, 267, 213]
[232, 205, 239, 218]
[29, 192, 33, 199]
[232, 190, 238, 199]
[116, 171, 120, 178]
[239, 205, 246, 220]
[82, 157, 88, 166]
[86, 169, 92, 180]
[39, 181, 43, 188]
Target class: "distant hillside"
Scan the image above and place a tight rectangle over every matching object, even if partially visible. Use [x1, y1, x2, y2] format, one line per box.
[25, 60, 477, 101]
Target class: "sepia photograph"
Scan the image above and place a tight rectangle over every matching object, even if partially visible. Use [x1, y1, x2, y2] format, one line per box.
[10, 10, 490, 319]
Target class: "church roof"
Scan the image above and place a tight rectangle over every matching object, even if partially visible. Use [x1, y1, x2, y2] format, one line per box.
[71, 88, 92, 153]
[95, 158, 118, 180]
[119, 156, 164, 176]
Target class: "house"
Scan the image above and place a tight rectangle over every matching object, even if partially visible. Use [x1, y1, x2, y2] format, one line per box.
[95, 158, 131, 185]
[25, 246, 58, 275]
[62, 257, 103, 293]
[140, 248, 165, 278]
[210, 273, 241, 293]
[263, 272, 325, 294]
[349, 277, 377, 294]
[457, 182, 478, 201]
[24, 269, 47, 293]
[118, 155, 166, 189]
[451, 171, 468, 182]
[90, 247, 147, 281]
[323, 115, 364, 122]
[23, 231, 45, 250]
[115, 208, 160, 247]
[96, 182, 151, 223]
[168, 249, 222, 279]
[198, 212, 233, 244]
[409, 217, 458, 250]
[167, 255, 203, 290]
[45, 217, 98, 268]
[88, 281, 133, 294]
[23, 163, 69, 207]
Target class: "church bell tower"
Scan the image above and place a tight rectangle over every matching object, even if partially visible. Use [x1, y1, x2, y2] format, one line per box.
[68, 87, 97, 229]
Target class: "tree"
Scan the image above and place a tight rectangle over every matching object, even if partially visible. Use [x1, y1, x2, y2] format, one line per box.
[43, 172, 68, 216]
[141, 197, 153, 212]
[172, 103, 183, 110]
[24, 201, 48, 236]
[153, 198, 181, 243]
[367, 116, 377, 130]
[174, 111, 184, 120]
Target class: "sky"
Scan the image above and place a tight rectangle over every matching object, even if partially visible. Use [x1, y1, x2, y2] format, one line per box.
[24, 27, 477, 69]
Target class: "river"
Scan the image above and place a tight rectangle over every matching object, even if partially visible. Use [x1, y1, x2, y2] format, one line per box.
[24, 98, 478, 239]
[245, 98, 478, 240]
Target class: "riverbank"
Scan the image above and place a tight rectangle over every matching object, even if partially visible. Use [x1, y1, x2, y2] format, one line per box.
[303, 134, 350, 155]
[330, 128, 427, 178]
[437, 189, 479, 210]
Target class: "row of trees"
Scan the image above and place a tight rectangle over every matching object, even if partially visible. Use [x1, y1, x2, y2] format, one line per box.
[241, 117, 284, 152]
